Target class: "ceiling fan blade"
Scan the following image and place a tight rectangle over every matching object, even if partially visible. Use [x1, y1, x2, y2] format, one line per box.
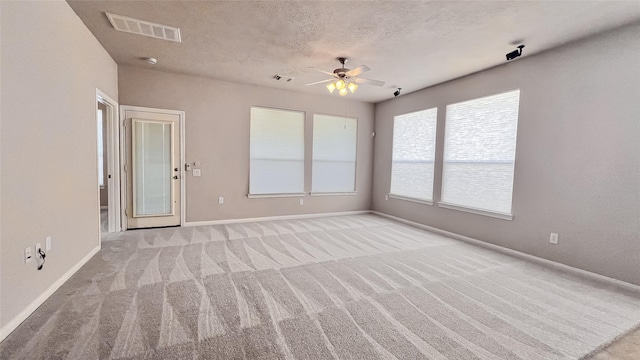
[305, 79, 333, 86]
[309, 67, 336, 77]
[345, 65, 370, 77]
[355, 77, 385, 87]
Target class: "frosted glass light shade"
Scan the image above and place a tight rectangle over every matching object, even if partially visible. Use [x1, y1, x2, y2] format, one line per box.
[335, 79, 346, 90]
[348, 82, 358, 93]
[339, 88, 348, 96]
[326, 83, 336, 93]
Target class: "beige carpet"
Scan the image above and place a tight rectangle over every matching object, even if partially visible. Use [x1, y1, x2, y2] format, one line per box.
[100, 208, 109, 235]
[2, 214, 639, 359]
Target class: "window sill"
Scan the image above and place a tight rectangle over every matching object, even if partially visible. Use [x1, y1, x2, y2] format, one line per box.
[310, 192, 357, 197]
[437, 202, 513, 220]
[388, 194, 433, 205]
[247, 193, 305, 199]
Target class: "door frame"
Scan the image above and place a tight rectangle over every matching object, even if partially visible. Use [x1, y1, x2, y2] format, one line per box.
[96, 89, 121, 233]
[119, 105, 186, 230]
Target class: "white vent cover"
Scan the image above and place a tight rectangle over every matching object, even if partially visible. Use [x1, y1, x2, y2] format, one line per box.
[106, 13, 181, 43]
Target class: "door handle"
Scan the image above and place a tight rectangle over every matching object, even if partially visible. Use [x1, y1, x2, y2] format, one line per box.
[173, 175, 179, 179]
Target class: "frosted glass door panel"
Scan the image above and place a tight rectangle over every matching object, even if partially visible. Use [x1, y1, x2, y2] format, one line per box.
[312, 114, 357, 193]
[133, 120, 173, 217]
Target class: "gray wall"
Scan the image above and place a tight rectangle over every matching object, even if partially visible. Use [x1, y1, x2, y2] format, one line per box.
[118, 66, 375, 222]
[1, 2, 118, 330]
[372, 23, 640, 285]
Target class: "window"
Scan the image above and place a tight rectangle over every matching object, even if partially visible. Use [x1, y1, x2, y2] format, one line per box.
[249, 107, 305, 195]
[312, 114, 357, 193]
[441, 90, 520, 217]
[390, 108, 438, 202]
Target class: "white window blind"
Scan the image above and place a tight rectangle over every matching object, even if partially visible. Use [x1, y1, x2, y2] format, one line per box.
[390, 108, 438, 201]
[250, 107, 305, 195]
[312, 114, 357, 193]
[442, 90, 520, 214]
[97, 109, 104, 187]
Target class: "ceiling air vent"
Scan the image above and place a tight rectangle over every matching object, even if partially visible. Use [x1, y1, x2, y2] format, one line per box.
[106, 13, 181, 43]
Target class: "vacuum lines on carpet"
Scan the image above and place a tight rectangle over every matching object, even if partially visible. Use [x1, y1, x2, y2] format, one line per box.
[2, 214, 639, 359]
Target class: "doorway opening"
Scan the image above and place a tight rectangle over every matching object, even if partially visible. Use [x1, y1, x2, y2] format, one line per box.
[96, 90, 121, 235]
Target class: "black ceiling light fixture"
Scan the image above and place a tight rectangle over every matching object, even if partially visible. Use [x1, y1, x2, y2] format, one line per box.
[506, 45, 525, 61]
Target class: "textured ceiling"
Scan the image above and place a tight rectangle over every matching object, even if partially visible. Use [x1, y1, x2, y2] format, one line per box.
[67, 1, 640, 103]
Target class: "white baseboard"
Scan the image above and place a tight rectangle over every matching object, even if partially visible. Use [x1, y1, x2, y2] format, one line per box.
[0, 244, 101, 342]
[183, 210, 371, 227]
[371, 211, 640, 293]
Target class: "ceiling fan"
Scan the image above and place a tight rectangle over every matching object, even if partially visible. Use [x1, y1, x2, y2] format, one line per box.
[306, 57, 385, 96]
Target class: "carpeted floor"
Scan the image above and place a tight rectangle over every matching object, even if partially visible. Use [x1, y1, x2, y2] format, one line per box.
[2, 214, 640, 359]
[100, 208, 109, 235]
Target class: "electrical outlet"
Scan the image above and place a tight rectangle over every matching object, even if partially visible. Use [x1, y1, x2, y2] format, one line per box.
[299, 199, 304, 205]
[218, 196, 224, 204]
[46, 236, 52, 251]
[550, 233, 559, 245]
[192, 169, 201, 177]
[25, 247, 33, 264]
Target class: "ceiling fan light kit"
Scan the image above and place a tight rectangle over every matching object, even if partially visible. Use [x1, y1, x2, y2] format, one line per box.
[307, 57, 384, 96]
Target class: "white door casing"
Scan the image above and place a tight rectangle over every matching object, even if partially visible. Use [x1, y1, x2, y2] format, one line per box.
[96, 89, 120, 233]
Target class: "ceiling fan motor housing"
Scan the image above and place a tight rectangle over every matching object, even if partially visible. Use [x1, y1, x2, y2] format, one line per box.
[334, 57, 349, 77]
[334, 70, 349, 78]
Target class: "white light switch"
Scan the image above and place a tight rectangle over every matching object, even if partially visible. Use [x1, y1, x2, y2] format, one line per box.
[46, 236, 52, 251]
[218, 197, 224, 204]
[192, 169, 201, 177]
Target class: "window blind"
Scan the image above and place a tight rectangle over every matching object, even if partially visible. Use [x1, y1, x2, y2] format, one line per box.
[312, 114, 357, 193]
[390, 108, 438, 201]
[250, 107, 305, 195]
[442, 90, 520, 214]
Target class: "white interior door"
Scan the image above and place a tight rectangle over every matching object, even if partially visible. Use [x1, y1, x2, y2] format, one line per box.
[123, 107, 183, 229]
